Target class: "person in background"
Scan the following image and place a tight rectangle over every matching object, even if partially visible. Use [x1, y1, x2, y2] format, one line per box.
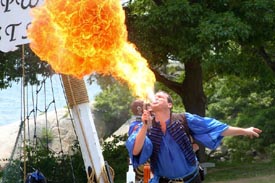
[126, 91, 262, 183]
[128, 99, 152, 182]
[128, 99, 146, 136]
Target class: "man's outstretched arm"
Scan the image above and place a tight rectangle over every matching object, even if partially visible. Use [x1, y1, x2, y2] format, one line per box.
[221, 126, 262, 138]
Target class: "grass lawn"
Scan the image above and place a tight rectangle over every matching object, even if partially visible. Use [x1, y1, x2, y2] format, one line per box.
[203, 160, 275, 183]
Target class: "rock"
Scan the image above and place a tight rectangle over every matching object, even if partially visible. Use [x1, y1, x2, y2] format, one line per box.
[0, 108, 77, 168]
[0, 107, 131, 169]
[0, 121, 19, 168]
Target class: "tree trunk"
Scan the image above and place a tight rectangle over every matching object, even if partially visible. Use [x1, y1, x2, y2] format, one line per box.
[182, 60, 206, 116]
[182, 60, 207, 162]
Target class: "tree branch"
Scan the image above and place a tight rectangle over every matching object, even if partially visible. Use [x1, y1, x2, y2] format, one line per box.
[152, 0, 163, 6]
[258, 47, 275, 72]
[150, 67, 183, 95]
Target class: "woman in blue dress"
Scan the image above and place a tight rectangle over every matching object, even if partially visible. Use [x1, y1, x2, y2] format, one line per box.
[126, 91, 262, 183]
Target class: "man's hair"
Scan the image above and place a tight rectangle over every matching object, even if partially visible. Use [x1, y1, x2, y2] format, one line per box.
[130, 99, 144, 116]
[166, 93, 173, 104]
[156, 91, 173, 104]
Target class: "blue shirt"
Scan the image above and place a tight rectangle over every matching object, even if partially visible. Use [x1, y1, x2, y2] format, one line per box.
[126, 112, 229, 183]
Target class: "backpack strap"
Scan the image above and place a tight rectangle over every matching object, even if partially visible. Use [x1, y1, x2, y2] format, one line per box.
[171, 113, 194, 143]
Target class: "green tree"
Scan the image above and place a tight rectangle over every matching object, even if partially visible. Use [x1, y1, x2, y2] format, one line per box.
[102, 135, 129, 183]
[124, 0, 275, 160]
[0, 44, 53, 89]
[90, 75, 134, 138]
[205, 75, 275, 161]
[0, 141, 87, 183]
[125, 0, 275, 115]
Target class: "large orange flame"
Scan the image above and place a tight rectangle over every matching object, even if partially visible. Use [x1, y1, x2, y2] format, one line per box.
[27, 0, 155, 99]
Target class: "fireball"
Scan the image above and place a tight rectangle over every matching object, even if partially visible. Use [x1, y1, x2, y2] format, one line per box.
[27, 0, 155, 99]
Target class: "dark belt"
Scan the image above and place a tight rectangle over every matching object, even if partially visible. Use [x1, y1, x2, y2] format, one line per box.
[159, 169, 198, 183]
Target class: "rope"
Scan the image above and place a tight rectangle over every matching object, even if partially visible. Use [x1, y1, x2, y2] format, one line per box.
[105, 161, 115, 183]
[61, 75, 89, 107]
[61, 75, 96, 182]
[58, 73, 81, 182]
[4, 56, 113, 182]
[3, 67, 93, 182]
[87, 166, 115, 183]
[26, 85, 31, 141]
[43, 79, 50, 151]
[50, 76, 64, 153]
[21, 44, 27, 182]
[61, 74, 111, 183]
[0, 122, 23, 183]
[32, 84, 38, 162]
[58, 74, 78, 137]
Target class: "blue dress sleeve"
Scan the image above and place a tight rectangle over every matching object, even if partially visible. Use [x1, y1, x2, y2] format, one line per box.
[185, 112, 229, 150]
[125, 123, 153, 168]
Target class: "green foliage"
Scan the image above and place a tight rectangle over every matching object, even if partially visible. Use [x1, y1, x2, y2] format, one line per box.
[23, 142, 87, 183]
[102, 135, 129, 183]
[0, 141, 87, 183]
[125, 0, 275, 122]
[1, 135, 131, 183]
[92, 75, 134, 138]
[127, 0, 275, 66]
[0, 44, 53, 89]
[0, 135, 130, 183]
[40, 127, 54, 145]
[205, 75, 275, 161]
[1, 160, 22, 183]
[198, 12, 250, 43]
[265, 144, 275, 160]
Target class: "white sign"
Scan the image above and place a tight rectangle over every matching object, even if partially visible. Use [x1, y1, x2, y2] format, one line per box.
[0, 0, 43, 52]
